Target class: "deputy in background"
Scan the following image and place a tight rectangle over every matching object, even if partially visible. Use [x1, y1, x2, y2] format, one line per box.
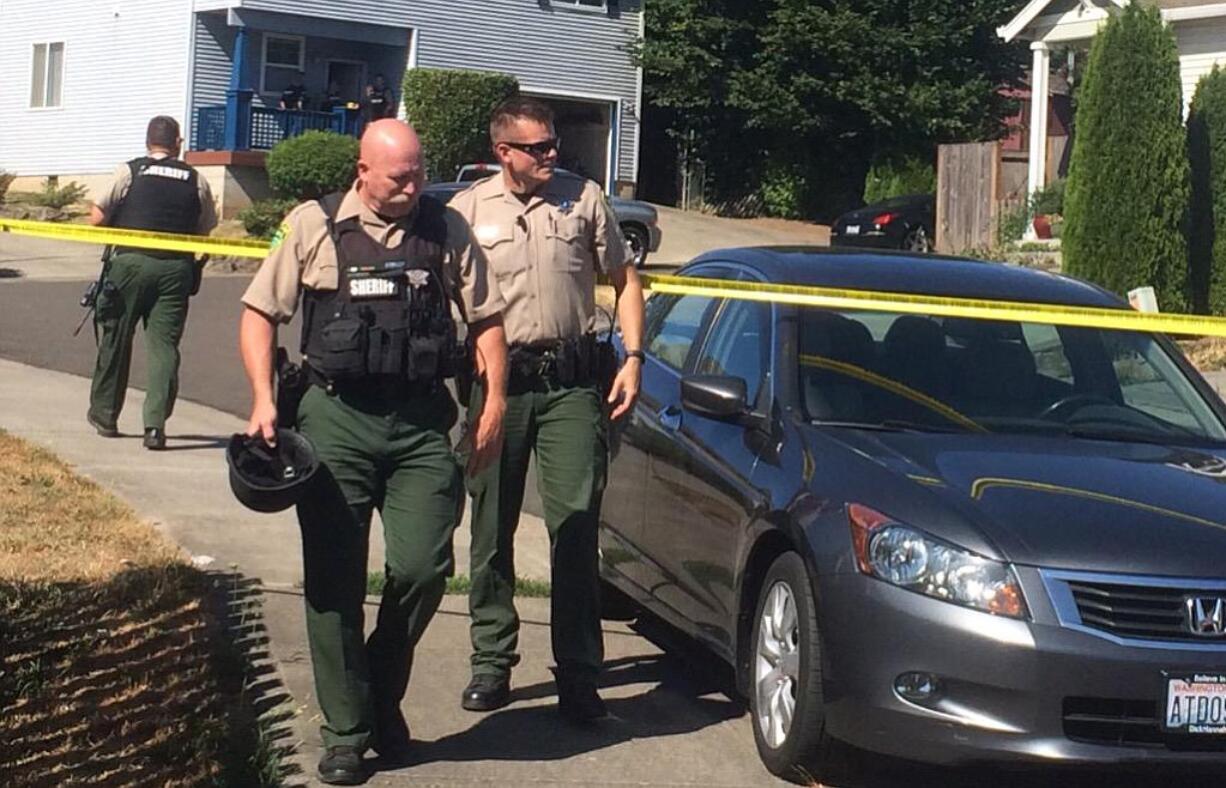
[279, 72, 307, 111]
[87, 115, 217, 450]
[450, 97, 645, 721]
[238, 119, 507, 785]
[361, 74, 396, 124]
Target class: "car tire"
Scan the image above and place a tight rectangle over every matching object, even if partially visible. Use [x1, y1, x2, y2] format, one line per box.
[749, 552, 834, 784]
[902, 225, 933, 253]
[621, 223, 649, 268]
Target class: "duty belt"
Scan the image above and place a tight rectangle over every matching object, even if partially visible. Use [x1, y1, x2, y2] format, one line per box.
[509, 334, 600, 388]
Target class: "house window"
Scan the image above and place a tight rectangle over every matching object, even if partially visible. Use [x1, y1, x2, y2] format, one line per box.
[261, 34, 305, 95]
[30, 42, 64, 108]
[553, 0, 607, 10]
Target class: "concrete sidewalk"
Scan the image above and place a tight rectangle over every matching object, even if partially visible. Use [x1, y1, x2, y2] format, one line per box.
[0, 359, 778, 787]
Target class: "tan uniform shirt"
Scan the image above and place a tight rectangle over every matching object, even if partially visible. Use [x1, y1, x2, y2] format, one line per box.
[241, 183, 504, 327]
[448, 171, 628, 346]
[94, 152, 219, 235]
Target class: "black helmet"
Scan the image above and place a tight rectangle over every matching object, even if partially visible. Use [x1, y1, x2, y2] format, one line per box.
[226, 430, 320, 513]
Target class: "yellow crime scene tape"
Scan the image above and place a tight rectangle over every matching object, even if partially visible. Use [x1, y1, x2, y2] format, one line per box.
[7, 216, 1226, 337]
[0, 217, 269, 259]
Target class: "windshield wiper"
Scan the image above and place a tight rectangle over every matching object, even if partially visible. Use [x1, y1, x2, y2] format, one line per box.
[812, 419, 971, 434]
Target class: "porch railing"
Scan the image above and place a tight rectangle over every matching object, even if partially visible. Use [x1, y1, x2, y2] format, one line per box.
[193, 91, 363, 152]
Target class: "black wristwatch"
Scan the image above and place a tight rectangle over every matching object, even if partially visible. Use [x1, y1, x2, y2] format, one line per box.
[624, 350, 645, 364]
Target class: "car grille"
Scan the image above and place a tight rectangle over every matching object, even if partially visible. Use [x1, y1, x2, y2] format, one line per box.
[1068, 580, 1217, 642]
[1063, 697, 1226, 751]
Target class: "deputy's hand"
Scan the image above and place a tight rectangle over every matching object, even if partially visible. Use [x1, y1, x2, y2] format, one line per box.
[466, 395, 506, 477]
[246, 398, 278, 446]
[607, 357, 642, 421]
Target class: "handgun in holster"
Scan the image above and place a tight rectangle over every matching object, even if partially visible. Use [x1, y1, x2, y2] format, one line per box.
[275, 347, 309, 429]
[453, 339, 475, 408]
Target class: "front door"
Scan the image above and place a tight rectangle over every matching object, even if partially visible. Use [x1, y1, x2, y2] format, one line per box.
[326, 61, 365, 105]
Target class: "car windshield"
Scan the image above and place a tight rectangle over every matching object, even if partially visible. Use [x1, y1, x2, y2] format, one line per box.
[798, 309, 1226, 445]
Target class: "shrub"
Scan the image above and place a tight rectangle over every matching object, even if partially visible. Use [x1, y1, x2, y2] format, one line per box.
[0, 171, 14, 204]
[996, 199, 1031, 246]
[1030, 178, 1065, 217]
[1188, 66, 1226, 314]
[266, 131, 359, 201]
[29, 178, 88, 210]
[402, 68, 519, 180]
[1063, 5, 1189, 312]
[863, 156, 936, 205]
[238, 198, 299, 240]
[758, 164, 805, 219]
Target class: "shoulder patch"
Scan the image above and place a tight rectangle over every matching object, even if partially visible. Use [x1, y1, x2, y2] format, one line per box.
[269, 222, 291, 250]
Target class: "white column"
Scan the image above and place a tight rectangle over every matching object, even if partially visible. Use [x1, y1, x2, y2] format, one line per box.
[1026, 41, 1052, 238]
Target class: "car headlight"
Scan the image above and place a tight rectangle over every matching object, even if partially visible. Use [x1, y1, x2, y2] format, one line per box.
[848, 503, 1028, 619]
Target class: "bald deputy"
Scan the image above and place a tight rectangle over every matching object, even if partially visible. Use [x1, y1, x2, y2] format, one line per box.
[449, 97, 645, 722]
[238, 119, 508, 786]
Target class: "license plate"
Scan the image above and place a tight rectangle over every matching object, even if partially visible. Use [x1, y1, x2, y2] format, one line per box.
[1164, 673, 1226, 733]
[845, 224, 861, 236]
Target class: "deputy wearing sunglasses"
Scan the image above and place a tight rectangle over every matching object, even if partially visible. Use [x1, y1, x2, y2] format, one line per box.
[449, 97, 645, 721]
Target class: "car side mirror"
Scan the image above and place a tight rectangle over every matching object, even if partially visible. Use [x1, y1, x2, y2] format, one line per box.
[680, 375, 769, 433]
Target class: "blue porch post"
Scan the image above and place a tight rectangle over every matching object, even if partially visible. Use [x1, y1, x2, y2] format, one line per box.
[224, 25, 253, 150]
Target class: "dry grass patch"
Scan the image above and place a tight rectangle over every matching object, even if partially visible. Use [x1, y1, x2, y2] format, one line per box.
[0, 430, 292, 787]
[1179, 337, 1226, 373]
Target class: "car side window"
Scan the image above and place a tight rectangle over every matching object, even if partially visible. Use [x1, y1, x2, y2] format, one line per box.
[695, 299, 770, 405]
[646, 294, 718, 372]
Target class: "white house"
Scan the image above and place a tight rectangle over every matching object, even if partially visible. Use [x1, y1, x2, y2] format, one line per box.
[0, 0, 645, 216]
[1000, 0, 1226, 203]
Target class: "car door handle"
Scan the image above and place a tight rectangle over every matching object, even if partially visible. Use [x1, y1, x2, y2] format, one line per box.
[656, 405, 681, 432]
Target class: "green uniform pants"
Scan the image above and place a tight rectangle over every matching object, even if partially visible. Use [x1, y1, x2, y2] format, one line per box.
[88, 252, 193, 430]
[295, 383, 462, 750]
[466, 378, 608, 680]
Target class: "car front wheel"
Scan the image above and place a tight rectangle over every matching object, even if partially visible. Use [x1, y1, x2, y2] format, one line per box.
[750, 551, 834, 783]
[621, 223, 649, 268]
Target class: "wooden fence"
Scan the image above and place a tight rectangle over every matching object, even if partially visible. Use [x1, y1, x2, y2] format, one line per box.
[936, 142, 1001, 254]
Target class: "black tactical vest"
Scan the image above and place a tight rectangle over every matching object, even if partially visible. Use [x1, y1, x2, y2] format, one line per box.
[112, 157, 201, 259]
[301, 194, 458, 385]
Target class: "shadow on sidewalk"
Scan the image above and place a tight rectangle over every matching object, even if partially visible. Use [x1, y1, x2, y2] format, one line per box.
[387, 649, 743, 772]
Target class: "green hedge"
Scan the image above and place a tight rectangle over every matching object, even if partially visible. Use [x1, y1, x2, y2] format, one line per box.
[863, 156, 935, 205]
[1063, 5, 1189, 312]
[238, 198, 299, 240]
[402, 68, 519, 180]
[266, 131, 359, 201]
[1188, 66, 1226, 314]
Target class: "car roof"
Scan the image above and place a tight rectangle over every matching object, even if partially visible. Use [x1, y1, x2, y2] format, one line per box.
[684, 247, 1127, 309]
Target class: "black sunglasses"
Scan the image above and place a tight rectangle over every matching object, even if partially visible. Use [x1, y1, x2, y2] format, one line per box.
[500, 137, 560, 157]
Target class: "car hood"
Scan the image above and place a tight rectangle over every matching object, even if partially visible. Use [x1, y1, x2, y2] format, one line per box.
[824, 430, 1226, 577]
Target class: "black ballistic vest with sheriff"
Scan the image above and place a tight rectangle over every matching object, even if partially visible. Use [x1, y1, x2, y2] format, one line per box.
[112, 156, 201, 259]
[301, 193, 458, 385]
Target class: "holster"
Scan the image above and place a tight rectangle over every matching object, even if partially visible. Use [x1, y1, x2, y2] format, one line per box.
[454, 339, 475, 408]
[189, 255, 208, 297]
[275, 347, 309, 429]
[595, 338, 618, 400]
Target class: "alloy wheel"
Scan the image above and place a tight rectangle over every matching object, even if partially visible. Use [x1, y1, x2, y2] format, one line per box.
[755, 579, 801, 749]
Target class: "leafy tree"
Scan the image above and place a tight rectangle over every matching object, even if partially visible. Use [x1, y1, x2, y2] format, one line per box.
[402, 68, 519, 180]
[637, 1, 1026, 218]
[1063, 5, 1189, 311]
[1188, 66, 1226, 314]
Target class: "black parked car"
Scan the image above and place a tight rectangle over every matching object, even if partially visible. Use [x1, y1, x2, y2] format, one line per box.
[830, 194, 934, 252]
[601, 247, 1226, 783]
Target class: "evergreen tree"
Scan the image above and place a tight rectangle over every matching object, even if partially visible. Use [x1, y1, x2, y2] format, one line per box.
[1063, 5, 1189, 311]
[1187, 66, 1226, 314]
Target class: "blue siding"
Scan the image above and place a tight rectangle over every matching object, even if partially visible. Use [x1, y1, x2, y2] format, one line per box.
[230, 0, 643, 185]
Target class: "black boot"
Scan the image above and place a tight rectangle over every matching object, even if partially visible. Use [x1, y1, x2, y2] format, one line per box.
[142, 427, 166, 450]
[552, 669, 607, 723]
[461, 673, 511, 712]
[317, 745, 366, 785]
